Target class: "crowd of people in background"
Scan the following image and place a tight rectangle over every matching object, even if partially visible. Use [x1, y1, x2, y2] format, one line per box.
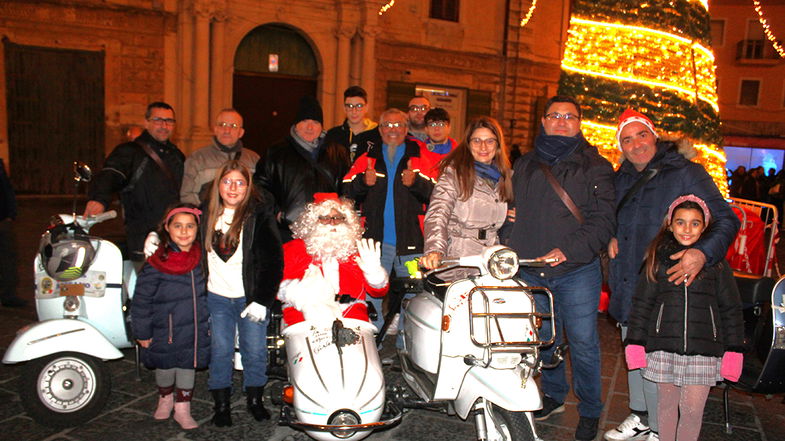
[70, 87, 746, 441]
[729, 164, 785, 209]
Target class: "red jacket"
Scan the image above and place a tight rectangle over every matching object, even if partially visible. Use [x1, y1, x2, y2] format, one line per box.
[280, 239, 388, 325]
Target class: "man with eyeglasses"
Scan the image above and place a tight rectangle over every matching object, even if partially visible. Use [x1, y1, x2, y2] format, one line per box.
[507, 95, 615, 441]
[324, 86, 378, 162]
[417, 108, 457, 178]
[604, 109, 739, 441]
[255, 95, 350, 242]
[278, 192, 388, 326]
[85, 101, 185, 264]
[406, 96, 431, 142]
[343, 108, 435, 333]
[180, 109, 259, 205]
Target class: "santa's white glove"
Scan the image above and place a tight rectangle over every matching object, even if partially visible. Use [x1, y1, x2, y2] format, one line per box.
[301, 301, 343, 326]
[240, 302, 268, 323]
[355, 239, 388, 288]
[143, 232, 160, 258]
[282, 265, 337, 312]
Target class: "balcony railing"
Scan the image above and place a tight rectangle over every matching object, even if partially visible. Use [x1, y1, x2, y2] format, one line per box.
[736, 39, 782, 63]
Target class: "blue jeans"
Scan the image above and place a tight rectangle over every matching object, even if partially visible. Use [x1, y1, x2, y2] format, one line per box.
[378, 242, 419, 348]
[207, 292, 268, 391]
[519, 259, 604, 418]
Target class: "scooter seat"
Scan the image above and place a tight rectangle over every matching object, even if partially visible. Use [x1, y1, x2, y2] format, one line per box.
[734, 273, 774, 307]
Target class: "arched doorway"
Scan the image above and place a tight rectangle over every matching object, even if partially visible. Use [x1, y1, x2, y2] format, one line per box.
[233, 24, 319, 156]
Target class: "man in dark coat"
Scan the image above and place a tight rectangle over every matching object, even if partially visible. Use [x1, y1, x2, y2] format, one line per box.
[254, 96, 349, 242]
[604, 109, 739, 441]
[84, 102, 185, 264]
[507, 95, 616, 441]
[0, 158, 25, 307]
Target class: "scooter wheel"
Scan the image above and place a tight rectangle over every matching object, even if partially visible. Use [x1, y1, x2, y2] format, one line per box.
[19, 352, 111, 428]
[482, 403, 536, 441]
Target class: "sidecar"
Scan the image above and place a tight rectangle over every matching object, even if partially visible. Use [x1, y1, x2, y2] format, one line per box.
[278, 318, 402, 441]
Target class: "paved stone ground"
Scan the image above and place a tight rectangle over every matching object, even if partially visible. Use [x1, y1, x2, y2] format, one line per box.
[0, 197, 783, 441]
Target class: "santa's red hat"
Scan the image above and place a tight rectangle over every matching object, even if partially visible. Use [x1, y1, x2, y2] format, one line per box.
[313, 192, 340, 205]
[616, 109, 658, 150]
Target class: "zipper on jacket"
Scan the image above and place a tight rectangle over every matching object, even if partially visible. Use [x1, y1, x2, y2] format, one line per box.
[709, 305, 718, 341]
[168, 314, 173, 344]
[191, 271, 198, 368]
[682, 283, 688, 353]
[655, 303, 665, 334]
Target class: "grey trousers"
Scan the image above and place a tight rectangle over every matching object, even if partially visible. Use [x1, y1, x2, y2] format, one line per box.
[621, 325, 659, 432]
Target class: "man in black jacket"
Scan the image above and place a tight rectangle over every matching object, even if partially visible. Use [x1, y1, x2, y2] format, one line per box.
[254, 96, 349, 242]
[85, 102, 184, 263]
[323, 86, 377, 163]
[508, 95, 616, 441]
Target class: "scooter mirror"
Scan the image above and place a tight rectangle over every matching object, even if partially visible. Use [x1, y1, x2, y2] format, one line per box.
[74, 162, 92, 183]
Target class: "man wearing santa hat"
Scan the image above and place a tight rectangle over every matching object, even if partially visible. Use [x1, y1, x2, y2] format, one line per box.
[604, 109, 739, 441]
[277, 193, 389, 326]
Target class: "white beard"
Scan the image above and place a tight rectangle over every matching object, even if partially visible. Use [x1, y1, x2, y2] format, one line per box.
[304, 222, 360, 263]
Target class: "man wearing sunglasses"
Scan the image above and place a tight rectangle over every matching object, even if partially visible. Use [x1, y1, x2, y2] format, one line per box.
[84, 102, 185, 264]
[180, 109, 259, 205]
[324, 86, 378, 163]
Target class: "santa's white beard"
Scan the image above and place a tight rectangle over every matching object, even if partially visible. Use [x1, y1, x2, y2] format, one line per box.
[305, 222, 359, 262]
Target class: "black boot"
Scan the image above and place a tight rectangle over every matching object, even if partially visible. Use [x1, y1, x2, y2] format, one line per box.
[246, 386, 270, 421]
[211, 388, 232, 427]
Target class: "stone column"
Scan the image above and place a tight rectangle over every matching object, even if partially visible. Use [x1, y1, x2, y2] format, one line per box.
[334, 26, 354, 124]
[190, 0, 213, 148]
[360, 25, 379, 111]
[210, 10, 228, 119]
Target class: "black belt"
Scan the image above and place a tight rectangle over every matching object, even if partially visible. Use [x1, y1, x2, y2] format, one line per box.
[334, 294, 357, 304]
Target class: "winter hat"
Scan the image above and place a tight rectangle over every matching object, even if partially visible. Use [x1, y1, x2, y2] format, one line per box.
[295, 96, 324, 125]
[616, 109, 658, 150]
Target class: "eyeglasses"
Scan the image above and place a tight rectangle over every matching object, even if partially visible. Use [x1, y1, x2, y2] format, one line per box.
[216, 122, 241, 129]
[408, 105, 429, 112]
[544, 112, 580, 121]
[470, 138, 499, 147]
[220, 178, 248, 187]
[318, 215, 346, 224]
[344, 103, 365, 110]
[380, 121, 405, 129]
[148, 117, 176, 126]
[427, 121, 448, 127]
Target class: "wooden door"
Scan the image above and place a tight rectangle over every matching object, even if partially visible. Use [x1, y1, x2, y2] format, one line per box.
[5, 41, 104, 194]
[232, 72, 317, 157]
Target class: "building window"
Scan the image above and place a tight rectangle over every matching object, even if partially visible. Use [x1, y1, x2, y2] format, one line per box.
[711, 20, 725, 46]
[739, 79, 760, 106]
[430, 0, 459, 22]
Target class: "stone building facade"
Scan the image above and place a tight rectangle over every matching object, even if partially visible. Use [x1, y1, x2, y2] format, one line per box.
[0, 0, 569, 193]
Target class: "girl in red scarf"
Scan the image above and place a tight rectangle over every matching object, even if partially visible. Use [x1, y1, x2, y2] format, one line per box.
[131, 203, 209, 430]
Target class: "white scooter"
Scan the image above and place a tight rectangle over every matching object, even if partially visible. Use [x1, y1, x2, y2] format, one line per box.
[2, 163, 138, 428]
[391, 246, 563, 441]
[277, 316, 403, 440]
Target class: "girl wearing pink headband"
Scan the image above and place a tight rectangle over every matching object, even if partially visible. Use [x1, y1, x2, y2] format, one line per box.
[624, 194, 744, 441]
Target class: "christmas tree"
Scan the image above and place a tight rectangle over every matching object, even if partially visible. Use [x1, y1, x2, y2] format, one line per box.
[558, 0, 728, 194]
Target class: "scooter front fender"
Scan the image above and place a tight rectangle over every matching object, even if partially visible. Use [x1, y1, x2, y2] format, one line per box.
[452, 366, 542, 420]
[2, 319, 124, 364]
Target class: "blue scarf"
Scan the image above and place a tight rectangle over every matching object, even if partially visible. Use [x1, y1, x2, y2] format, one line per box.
[474, 161, 501, 183]
[535, 124, 587, 165]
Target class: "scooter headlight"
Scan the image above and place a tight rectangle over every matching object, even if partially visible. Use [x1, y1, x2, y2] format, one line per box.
[328, 409, 360, 439]
[485, 246, 519, 280]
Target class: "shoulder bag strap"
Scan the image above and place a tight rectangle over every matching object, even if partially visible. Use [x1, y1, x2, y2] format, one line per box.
[539, 162, 584, 224]
[615, 168, 659, 217]
[136, 141, 178, 189]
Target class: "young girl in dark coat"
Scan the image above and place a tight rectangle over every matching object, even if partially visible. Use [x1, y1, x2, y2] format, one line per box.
[131, 203, 209, 430]
[624, 194, 744, 441]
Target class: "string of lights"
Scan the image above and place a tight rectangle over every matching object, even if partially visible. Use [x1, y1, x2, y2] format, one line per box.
[378, 0, 395, 16]
[752, 0, 785, 58]
[520, 0, 538, 27]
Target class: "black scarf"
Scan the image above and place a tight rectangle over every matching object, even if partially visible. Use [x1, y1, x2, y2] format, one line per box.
[535, 125, 586, 165]
[214, 137, 243, 155]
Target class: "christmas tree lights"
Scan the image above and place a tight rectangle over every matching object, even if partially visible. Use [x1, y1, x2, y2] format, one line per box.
[559, 0, 729, 195]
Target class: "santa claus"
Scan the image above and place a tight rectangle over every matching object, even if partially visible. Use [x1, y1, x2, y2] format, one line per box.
[277, 193, 389, 327]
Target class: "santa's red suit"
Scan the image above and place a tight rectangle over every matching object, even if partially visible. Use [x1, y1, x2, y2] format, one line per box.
[280, 239, 388, 326]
